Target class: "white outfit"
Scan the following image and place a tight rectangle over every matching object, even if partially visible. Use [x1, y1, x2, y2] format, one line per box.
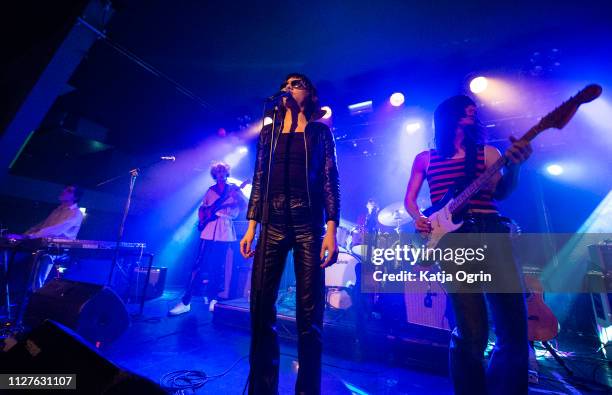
[24, 203, 84, 288]
[199, 184, 243, 242]
[25, 203, 84, 240]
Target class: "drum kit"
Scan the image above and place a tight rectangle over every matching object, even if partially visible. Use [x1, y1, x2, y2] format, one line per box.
[324, 201, 414, 309]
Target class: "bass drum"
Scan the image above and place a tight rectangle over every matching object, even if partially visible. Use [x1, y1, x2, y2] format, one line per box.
[325, 251, 359, 310]
[325, 251, 359, 288]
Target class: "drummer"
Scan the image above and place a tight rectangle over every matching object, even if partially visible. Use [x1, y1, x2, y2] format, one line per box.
[357, 198, 380, 233]
[351, 198, 381, 260]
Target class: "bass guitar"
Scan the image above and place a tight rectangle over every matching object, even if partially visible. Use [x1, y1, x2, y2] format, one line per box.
[197, 179, 250, 231]
[524, 274, 559, 342]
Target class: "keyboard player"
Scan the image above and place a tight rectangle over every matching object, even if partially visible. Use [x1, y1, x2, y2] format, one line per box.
[6, 185, 84, 288]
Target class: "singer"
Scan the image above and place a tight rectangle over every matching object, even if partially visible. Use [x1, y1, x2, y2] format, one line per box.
[240, 73, 340, 394]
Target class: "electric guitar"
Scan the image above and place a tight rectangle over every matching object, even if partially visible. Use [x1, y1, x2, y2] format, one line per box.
[524, 274, 559, 342]
[197, 179, 250, 231]
[422, 84, 602, 248]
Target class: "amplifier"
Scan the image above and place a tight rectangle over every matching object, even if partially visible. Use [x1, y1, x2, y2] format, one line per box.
[127, 266, 167, 301]
[589, 242, 612, 273]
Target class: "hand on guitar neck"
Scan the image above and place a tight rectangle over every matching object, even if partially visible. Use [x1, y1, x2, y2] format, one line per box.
[504, 135, 533, 167]
[408, 84, 602, 247]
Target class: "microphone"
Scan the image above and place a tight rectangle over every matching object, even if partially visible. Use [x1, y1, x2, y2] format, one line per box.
[160, 156, 176, 161]
[265, 91, 290, 102]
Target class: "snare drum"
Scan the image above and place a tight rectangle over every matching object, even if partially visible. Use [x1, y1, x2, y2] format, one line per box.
[349, 226, 368, 258]
[349, 226, 365, 246]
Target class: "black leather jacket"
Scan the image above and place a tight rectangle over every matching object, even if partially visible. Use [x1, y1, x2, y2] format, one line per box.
[247, 121, 340, 226]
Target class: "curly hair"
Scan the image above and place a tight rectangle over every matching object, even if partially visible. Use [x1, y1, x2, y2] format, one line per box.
[210, 161, 230, 180]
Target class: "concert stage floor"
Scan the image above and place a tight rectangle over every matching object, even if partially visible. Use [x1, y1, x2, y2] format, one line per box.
[99, 289, 612, 394]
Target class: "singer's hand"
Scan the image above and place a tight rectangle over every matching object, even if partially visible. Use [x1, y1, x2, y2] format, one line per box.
[320, 232, 339, 268]
[240, 228, 256, 259]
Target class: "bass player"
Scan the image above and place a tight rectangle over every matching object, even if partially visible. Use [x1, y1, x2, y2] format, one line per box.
[169, 161, 246, 315]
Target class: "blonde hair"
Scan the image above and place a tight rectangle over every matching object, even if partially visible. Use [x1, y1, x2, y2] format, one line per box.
[210, 161, 231, 180]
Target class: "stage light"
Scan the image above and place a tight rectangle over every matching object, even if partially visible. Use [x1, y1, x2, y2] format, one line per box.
[546, 164, 564, 176]
[469, 76, 488, 94]
[389, 92, 405, 107]
[79, 207, 87, 216]
[348, 100, 373, 115]
[224, 145, 249, 167]
[263, 117, 273, 126]
[405, 121, 422, 134]
[321, 106, 332, 119]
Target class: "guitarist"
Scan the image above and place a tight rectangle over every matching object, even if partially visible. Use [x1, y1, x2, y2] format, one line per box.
[169, 161, 246, 316]
[404, 95, 532, 395]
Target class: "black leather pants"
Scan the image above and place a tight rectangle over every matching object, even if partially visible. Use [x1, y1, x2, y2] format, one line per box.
[248, 201, 324, 395]
[441, 214, 528, 395]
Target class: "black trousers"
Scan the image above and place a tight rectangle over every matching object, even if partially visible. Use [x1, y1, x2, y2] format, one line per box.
[248, 221, 324, 395]
[440, 214, 528, 395]
[181, 239, 230, 305]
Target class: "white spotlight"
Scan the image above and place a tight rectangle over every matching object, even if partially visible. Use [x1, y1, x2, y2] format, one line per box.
[405, 121, 422, 134]
[348, 100, 373, 115]
[321, 106, 332, 119]
[546, 164, 564, 176]
[469, 76, 488, 94]
[263, 117, 273, 126]
[389, 92, 405, 107]
[238, 146, 248, 154]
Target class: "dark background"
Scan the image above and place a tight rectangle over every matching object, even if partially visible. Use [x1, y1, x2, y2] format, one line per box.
[1, 0, 611, 285]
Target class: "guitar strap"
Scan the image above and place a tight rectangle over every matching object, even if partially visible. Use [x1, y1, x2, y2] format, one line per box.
[464, 141, 478, 186]
[461, 136, 479, 218]
[212, 183, 230, 206]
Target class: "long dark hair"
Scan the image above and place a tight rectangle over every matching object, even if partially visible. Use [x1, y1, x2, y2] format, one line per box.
[433, 95, 483, 158]
[280, 73, 322, 121]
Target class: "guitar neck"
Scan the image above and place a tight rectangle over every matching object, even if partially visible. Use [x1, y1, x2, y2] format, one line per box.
[448, 84, 602, 214]
[449, 124, 541, 214]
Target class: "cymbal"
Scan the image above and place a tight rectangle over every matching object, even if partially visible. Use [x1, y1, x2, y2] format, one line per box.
[377, 202, 413, 227]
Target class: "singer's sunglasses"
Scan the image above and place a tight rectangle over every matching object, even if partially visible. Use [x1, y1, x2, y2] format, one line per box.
[281, 79, 309, 90]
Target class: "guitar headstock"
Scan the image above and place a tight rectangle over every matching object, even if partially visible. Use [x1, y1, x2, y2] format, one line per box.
[536, 84, 602, 132]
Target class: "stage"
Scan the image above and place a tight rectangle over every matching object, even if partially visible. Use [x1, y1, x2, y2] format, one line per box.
[96, 289, 612, 394]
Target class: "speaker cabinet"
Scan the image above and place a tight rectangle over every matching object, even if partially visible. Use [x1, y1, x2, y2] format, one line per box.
[23, 279, 129, 345]
[0, 320, 165, 394]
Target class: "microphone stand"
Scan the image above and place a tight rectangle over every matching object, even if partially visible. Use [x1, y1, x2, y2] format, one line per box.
[247, 100, 283, 392]
[106, 168, 139, 287]
[96, 158, 169, 290]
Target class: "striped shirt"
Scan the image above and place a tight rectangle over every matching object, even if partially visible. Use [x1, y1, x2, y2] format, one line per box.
[426, 146, 498, 213]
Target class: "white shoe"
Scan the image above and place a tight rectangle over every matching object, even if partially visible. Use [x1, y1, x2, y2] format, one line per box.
[168, 302, 191, 316]
[209, 299, 218, 312]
